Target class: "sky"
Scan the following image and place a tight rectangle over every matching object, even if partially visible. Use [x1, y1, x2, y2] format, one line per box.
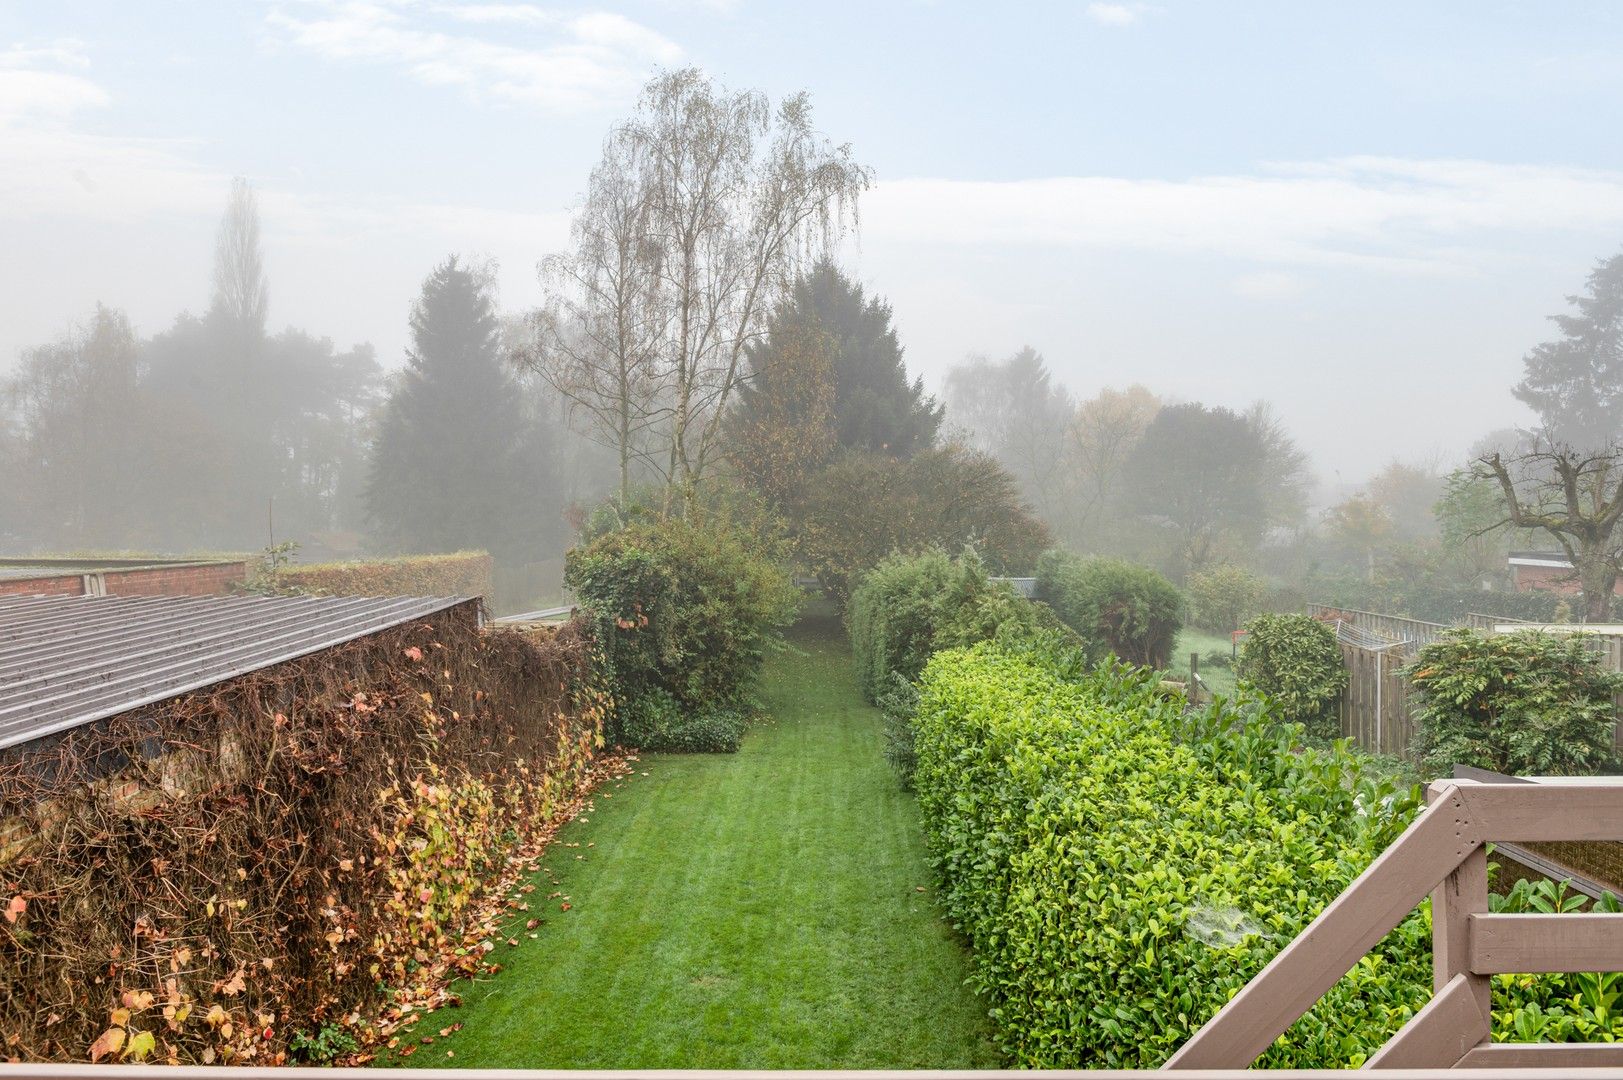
[4, 1, 1623, 487]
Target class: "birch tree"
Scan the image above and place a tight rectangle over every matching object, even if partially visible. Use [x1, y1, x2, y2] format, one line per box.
[526, 68, 870, 513]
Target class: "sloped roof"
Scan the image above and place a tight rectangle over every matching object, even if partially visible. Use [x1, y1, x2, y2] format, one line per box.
[0, 592, 471, 751]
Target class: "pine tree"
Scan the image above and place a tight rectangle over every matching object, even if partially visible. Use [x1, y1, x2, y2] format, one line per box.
[367, 257, 556, 561]
[739, 262, 942, 459]
[1514, 252, 1623, 451]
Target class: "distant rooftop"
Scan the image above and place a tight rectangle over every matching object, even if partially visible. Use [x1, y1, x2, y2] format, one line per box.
[0, 593, 471, 751]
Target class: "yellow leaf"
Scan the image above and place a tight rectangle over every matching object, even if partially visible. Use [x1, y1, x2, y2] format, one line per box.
[88, 1027, 124, 1063]
[124, 1030, 156, 1061]
[109, 1008, 130, 1028]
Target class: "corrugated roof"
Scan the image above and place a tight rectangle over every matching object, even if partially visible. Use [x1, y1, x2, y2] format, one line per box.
[0, 593, 472, 751]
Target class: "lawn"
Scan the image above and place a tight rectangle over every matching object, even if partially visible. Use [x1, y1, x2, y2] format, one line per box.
[1168, 625, 1240, 697]
[390, 613, 999, 1069]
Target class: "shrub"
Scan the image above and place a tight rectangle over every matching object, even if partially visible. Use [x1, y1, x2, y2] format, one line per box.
[1035, 549, 1182, 667]
[564, 516, 800, 748]
[1236, 613, 1348, 741]
[1309, 580, 1570, 625]
[1187, 564, 1267, 632]
[1403, 629, 1623, 778]
[911, 644, 1431, 1068]
[275, 551, 493, 599]
[848, 548, 1080, 703]
[618, 688, 746, 753]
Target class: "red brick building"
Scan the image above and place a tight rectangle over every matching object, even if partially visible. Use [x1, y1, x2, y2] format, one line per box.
[1507, 551, 1623, 596]
[0, 557, 247, 598]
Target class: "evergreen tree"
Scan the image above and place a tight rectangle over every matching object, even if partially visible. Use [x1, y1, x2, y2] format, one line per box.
[739, 262, 941, 459]
[1514, 251, 1623, 451]
[368, 257, 556, 561]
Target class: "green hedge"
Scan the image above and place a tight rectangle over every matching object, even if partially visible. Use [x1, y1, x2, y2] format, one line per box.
[847, 548, 1076, 704]
[1035, 550, 1182, 667]
[564, 516, 800, 750]
[1312, 580, 1571, 625]
[912, 644, 1432, 1067]
[275, 551, 493, 598]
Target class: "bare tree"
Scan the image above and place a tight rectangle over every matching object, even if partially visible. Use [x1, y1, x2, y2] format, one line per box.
[1479, 442, 1623, 621]
[526, 68, 870, 514]
[527, 140, 670, 504]
[211, 177, 268, 335]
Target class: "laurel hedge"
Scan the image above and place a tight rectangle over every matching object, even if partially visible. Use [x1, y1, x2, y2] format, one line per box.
[276, 551, 493, 599]
[911, 643, 1433, 1068]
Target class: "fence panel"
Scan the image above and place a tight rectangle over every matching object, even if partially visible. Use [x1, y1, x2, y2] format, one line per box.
[1336, 639, 1416, 758]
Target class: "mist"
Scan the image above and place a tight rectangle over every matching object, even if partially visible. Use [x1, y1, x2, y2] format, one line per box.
[5, 1, 1623, 611]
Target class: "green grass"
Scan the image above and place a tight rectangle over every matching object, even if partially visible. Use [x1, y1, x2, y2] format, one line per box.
[391, 614, 999, 1069]
[1168, 626, 1240, 697]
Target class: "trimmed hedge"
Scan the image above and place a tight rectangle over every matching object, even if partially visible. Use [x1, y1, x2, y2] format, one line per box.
[911, 643, 1432, 1068]
[848, 548, 1077, 704]
[1311, 580, 1570, 625]
[1035, 550, 1182, 667]
[276, 551, 493, 599]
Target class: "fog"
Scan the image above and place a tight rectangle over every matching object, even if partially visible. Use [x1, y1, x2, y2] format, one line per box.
[5, 1, 1623, 610]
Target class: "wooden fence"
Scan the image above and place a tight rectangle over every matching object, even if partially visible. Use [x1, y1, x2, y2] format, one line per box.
[1307, 604, 1450, 648]
[1334, 638, 1416, 758]
[1169, 779, 1623, 1070]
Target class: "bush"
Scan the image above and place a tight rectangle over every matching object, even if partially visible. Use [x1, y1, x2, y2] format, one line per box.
[1035, 550, 1182, 667]
[1236, 613, 1348, 741]
[564, 516, 800, 748]
[1310, 579, 1570, 625]
[1403, 629, 1623, 778]
[1187, 564, 1267, 632]
[618, 688, 747, 753]
[911, 643, 1431, 1067]
[848, 547, 1080, 703]
[274, 551, 493, 599]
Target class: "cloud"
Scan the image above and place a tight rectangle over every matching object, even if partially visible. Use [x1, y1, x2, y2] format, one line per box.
[1085, 3, 1146, 27]
[865, 158, 1623, 275]
[265, 1, 682, 112]
[0, 40, 107, 122]
[1231, 271, 1304, 300]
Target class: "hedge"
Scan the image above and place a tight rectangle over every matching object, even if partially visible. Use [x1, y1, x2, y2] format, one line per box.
[1035, 550, 1183, 667]
[275, 551, 493, 599]
[848, 548, 1078, 704]
[912, 644, 1432, 1067]
[1311, 580, 1571, 625]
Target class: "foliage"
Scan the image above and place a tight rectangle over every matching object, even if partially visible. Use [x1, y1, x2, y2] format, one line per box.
[0, 612, 608, 1064]
[1403, 628, 1623, 778]
[724, 316, 839, 510]
[287, 1023, 360, 1064]
[1035, 549, 1183, 667]
[564, 515, 800, 745]
[941, 347, 1073, 523]
[1121, 401, 1309, 575]
[910, 643, 1431, 1067]
[275, 551, 493, 599]
[1054, 383, 1161, 549]
[1513, 251, 1623, 452]
[618, 688, 747, 753]
[1488, 879, 1623, 1044]
[367, 257, 559, 562]
[799, 446, 1051, 603]
[847, 548, 1077, 703]
[877, 673, 921, 788]
[1186, 563, 1267, 632]
[1236, 613, 1348, 740]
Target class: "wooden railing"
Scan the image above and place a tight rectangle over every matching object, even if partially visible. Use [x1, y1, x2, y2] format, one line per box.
[1165, 779, 1623, 1071]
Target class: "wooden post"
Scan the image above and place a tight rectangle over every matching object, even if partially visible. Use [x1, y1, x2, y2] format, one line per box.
[1189, 652, 1199, 706]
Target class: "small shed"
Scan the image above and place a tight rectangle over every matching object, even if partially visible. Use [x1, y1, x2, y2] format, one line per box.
[0, 592, 473, 752]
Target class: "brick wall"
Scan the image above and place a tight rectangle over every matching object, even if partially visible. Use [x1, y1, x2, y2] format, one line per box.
[1513, 562, 1623, 595]
[0, 561, 247, 598]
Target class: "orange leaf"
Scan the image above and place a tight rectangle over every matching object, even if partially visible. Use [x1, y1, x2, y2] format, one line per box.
[2, 896, 24, 924]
